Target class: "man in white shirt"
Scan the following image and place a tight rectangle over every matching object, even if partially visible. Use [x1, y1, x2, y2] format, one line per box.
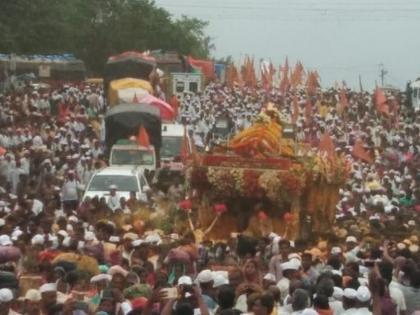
[61, 170, 80, 212]
[107, 185, 120, 213]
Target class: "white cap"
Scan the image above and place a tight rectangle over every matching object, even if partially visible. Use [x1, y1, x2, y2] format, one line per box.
[333, 287, 344, 300]
[25, 289, 41, 302]
[109, 184, 117, 190]
[108, 265, 129, 277]
[331, 246, 342, 255]
[196, 269, 213, 283]
[57, 230, 68, 238]
[356, 286, 371, 302]
[132, 239, 145, 247]
[288, 253, 302, 261]
[343, 288, 357, 299]
[346, 236, 357, 243]
[178, 275, 193, 286]
[11, 228, 23, 241]
[263, 273, 276, 282]
[31, 234, 45, 245]
[213, 272, 229, 288]
[90, 274, 112, 283]
[281, 261, 299, 271]
[0, 288, 13, 302]
[0, 235, 12, 246]
[302, 309, 319, 315]
[145, 233, 162, 245]
[68, 216, 78, 223]
[84, 231, 95, 242]
[109, 236, 120, 243]
[39, 283, 57, 293]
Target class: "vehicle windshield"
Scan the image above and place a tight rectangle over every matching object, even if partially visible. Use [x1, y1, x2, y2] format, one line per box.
[111, 149, 154, 165]
[88, 175, 138, 192]
[161, 136, 183, 158]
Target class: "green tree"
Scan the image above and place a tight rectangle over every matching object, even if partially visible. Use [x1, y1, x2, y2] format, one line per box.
[0, 0, 213, 74]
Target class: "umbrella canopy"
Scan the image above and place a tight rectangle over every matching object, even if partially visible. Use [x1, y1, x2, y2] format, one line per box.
[136, 94, 175, 121]
[108, 78, 153, 106]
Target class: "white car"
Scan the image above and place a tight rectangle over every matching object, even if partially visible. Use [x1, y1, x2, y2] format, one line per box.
[82, 166, 149, 203]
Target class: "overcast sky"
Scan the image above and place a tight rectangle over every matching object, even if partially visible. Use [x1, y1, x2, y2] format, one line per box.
[154, 0, 420, 90]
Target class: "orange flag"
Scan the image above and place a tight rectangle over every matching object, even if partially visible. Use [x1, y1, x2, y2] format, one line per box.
[291, 94, 299, 124]
[375, 87, 389, 115]
[306, 71, 320, 95]
[318, 132, 335, 158]
[304, 97, 312, 124]
[137, 126, 150, 147]
[352, 139, 373, 163]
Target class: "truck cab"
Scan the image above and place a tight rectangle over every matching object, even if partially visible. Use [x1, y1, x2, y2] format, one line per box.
[160, 123, 191, 171]
[110, 142, 156, 171]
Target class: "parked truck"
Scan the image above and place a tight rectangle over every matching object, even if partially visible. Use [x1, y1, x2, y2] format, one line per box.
[105, 103, 161, 178]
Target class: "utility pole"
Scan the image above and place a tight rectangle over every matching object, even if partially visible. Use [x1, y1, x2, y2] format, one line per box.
[379, 63, 388, 87]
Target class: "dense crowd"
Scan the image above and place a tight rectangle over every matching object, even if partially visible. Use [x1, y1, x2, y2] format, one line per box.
[0, 80, 419, 315]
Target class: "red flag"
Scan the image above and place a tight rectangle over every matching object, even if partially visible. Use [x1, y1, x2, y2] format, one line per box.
[187, 56, 215, 80]
[133, 93, 139, 103]
[352, 139, 373, 163]
[169, 95, 180, 118]
[375, 87, 389, 115]
[304, 97, 312, 124]
[291, 94, 299, 124]
[137, 127, 150, 147]
[318, 132, 335, 158]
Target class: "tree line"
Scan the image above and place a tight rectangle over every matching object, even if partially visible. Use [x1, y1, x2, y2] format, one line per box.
[0, 0, 213, 74]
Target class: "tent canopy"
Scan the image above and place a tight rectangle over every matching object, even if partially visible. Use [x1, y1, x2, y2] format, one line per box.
[105, 104, 161, 151]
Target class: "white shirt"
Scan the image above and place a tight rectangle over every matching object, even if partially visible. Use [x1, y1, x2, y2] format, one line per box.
[107, 194, 120, 212]
[31, 199, 44, 216]
[61, 179, 79, 201]
[389, 281, 407, 315]
[277, 277, 290, 301]
[350, 307, 371, 315]
[330, 300, 345, 315]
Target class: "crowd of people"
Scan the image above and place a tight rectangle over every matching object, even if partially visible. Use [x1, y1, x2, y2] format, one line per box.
[0, 78, 419, 315]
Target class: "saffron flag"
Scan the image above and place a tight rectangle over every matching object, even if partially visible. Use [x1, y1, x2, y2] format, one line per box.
[318, 132, 335, 158]
[137, 127, 150, 147]
[305, 97, 312, 124]
[375, 87, 389, 115]
[291, 94, 299, 124]
[352, 139, 373, 163]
